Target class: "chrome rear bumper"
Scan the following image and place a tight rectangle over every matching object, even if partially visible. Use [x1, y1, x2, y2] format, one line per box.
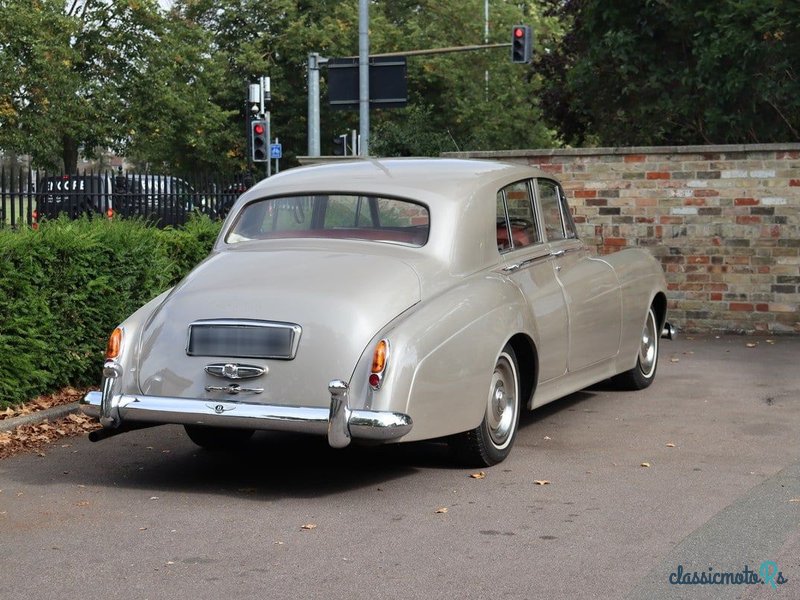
[80, 378, 412, 448]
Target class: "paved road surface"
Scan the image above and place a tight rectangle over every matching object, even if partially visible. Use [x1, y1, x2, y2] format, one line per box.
[1, 335, 798, 599]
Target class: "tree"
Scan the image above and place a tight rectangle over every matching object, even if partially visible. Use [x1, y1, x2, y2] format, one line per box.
[538, 0, 800, 146]
[0, 0, 234, 172]
[174, 0, 562, 162]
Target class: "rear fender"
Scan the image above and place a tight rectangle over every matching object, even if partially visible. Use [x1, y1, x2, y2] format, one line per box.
[349, 274, 536, 443]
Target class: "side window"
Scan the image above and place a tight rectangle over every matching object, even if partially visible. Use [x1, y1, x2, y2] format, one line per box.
[558, 185, 578, 239]
[496, 180, 540, 252]
[538, 179, 566, 242]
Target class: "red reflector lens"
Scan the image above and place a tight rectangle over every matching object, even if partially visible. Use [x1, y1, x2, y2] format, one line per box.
[369, 373, 380, 388]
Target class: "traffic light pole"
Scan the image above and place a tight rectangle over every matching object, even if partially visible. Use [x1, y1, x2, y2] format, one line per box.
[358, 0, 369, 156]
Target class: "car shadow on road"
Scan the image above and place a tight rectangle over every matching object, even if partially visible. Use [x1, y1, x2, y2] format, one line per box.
[5, 389, 606, 500]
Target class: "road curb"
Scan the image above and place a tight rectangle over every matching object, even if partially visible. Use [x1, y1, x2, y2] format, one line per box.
[0, 403, 81, 432]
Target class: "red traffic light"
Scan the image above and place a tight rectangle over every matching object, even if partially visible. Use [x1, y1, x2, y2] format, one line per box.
[514, 27, 525, 38]
[253, 123, 265, 135]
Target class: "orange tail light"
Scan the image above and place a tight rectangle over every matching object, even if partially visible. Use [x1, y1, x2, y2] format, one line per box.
[105, 327, 123, 360]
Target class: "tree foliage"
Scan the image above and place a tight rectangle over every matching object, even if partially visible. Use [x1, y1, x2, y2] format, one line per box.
[539, 0, 800, 146]
[1, 0, 561, 170]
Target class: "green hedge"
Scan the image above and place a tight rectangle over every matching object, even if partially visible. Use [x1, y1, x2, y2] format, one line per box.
[0, 216, 222, 407]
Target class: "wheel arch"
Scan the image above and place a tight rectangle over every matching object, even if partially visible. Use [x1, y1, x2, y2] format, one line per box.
[506, 332, 538, 410]
[651, 291, 667, 330]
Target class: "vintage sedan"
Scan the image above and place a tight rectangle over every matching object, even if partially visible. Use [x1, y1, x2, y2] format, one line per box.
[81, 158, 673, 466]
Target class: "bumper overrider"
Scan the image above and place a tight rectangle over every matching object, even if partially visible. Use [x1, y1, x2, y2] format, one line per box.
[80, 361, 413, 448]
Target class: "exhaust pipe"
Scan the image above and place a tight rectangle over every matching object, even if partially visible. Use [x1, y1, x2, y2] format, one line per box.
[661, 322, 676, 340]
[88, 422, 160, 443]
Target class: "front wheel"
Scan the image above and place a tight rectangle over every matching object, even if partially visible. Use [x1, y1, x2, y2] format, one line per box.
[184, 425, 254, 450]
[449, 344, 521, 467]
[612, 305, 659, 390]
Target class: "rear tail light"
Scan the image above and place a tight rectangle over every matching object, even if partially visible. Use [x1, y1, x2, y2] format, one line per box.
[369, 339, 389, 390]
[105, 327, 123, 360]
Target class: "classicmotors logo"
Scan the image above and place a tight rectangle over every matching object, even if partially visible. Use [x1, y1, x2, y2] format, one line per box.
[669, 562, 789, 589]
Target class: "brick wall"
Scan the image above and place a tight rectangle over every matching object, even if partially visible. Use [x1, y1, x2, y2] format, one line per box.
[445, 144, 800, 334]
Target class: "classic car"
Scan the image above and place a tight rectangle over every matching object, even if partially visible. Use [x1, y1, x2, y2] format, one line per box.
[81, 158, 674, 466]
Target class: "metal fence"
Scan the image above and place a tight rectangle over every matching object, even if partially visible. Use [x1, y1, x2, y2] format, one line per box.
[0, 168, 254, 228]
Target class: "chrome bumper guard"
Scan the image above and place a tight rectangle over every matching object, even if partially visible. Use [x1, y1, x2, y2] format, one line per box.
[81, 374, 412, 449]
[661, 321, 677, 340]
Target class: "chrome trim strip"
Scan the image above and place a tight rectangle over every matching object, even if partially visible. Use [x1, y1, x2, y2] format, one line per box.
[80, 390, 413, 445]
[502, 254, 551, 273]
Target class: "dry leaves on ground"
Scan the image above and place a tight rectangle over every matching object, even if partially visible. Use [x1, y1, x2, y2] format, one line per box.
[0, 387, 87, 421]
[0, 412, 100, 460]
[533, 480, 550, 486]
[469, 471, 486, 479]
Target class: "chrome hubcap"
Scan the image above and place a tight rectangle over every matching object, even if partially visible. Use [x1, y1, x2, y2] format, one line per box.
[486, 353, 518, 449]
[638, 309, 658, 378]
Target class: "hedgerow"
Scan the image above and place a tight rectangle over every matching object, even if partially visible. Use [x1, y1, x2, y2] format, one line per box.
[0, 215, 222, 407]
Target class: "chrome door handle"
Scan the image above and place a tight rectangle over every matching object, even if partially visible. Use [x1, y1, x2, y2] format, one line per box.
[550, 249, 566, 258]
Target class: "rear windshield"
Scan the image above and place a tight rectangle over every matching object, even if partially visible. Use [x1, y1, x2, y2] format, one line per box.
[226, 194, 429, 246]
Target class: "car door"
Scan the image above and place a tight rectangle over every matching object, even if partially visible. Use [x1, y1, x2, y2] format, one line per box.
[496, 180, 569, 383]
[535, 178, 623, 371]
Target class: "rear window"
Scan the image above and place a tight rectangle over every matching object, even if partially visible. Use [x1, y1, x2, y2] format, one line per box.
[226, 194, 429, 246]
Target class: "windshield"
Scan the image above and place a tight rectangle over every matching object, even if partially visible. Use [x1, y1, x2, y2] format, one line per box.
[226, 194, 429, 246]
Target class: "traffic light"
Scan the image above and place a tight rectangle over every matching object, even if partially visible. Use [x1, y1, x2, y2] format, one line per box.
[251, 119, 268, 162]
[511, 25, 533, 64]
[332, 134, 347, 156]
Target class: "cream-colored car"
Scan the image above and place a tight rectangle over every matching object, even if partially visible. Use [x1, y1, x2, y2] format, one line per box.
[82, 159, 673, 466]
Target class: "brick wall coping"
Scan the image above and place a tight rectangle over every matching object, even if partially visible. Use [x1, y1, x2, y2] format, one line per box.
[443, 143, 800, 160]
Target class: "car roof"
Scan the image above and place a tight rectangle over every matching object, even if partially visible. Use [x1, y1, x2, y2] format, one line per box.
[243, 158, 549, 202]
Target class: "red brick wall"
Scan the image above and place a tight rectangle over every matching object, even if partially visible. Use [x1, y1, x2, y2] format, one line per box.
[446, 144, 800, 334]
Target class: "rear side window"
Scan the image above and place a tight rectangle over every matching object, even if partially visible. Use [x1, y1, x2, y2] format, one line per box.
[227, 194, 429, 246]
[538, 179, 577, 241]
[496, 180, 539, 252]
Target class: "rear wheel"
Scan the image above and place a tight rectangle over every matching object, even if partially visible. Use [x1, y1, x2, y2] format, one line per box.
[449, 345, 520, 467]
[612, 305, 659, 390]
[184, 425, 254, 450]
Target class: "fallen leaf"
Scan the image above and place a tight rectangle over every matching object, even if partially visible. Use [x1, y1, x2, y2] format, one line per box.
[470, 472, 486, 479]
[301, 523, 317, 530]
[641, 462, 651, 468]
[670, 357, 680, 363]
[666, 443, 676, 448]
[274, 541, 285, 545]
[76, 501, 90, 507]
[789, 498, 800, 503]
[139, 527, 148, 531]
[149, 496, 159, 501]
[435, 507, 448, 514]
[746, 342, 758, 348]
[544, 436, 551, 440]
[165, 561, 175, 566]
[534, 480, 550, 486]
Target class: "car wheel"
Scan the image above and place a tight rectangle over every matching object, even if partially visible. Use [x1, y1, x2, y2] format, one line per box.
[612, 305, 659, 390]
[449, 344, 521, 467]
[183, 425, 254, 450]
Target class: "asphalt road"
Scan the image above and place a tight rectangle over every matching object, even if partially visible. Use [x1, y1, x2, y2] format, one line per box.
[1, 335, 798, 600]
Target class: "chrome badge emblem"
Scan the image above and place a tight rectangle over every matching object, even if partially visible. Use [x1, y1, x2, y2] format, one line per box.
[205, 363, 267, 380]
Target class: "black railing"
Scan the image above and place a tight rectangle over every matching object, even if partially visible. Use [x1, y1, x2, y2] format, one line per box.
[0, 168, 254, 228]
